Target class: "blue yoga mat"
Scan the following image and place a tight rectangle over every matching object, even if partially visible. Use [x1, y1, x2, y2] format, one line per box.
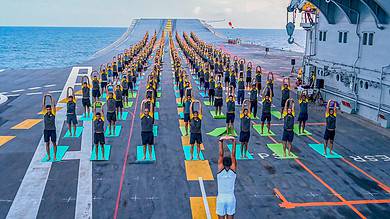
[183, 145, 204, 160]
[90, 145, 111, 161]
[42, 146, 69, 162]
[136, 145, 156, 162]
[308, 144, 343, 159]
[227, 144, 254, 160]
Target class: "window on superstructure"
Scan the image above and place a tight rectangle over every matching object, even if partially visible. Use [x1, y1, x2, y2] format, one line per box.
[363, 33, 368, 45]
[338, 31, 348, 43]
[319, 31, 327, 41]
[343, 32, 348, 43]
[338, 32, 343, 43]
[362, 32, 374, 46]
[319, 31, 323, 41]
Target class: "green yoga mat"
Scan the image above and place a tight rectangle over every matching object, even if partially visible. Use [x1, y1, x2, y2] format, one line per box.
[157, 92, 162, 98]
[180, 126, 191, 136]
[156, 101, 160, 108]
[153, 125, 158, 137]
[227, 144, 253, 160]
[64, 127, 83, 138]
[204, 101, 212, 106]
[267, 143, 298, 159]
[118, 112, 128, 121]
[183, 145, 204, 160]
[293, 124, 312, 136]
[308, 144, 343, 159]
[92, 101, 105, 109]
[199, 92, 208, 98]
[128, 92, 137, 99]
[42, 146, 69, 162]
[271, 111, 282, 119]
[105, 125, 121, 137]
[90, 145, 111, 161]
[136, 145, 156, 162]
[124, 102, 133, 108]
[210, 111, 226, 119]
[250, 114, 259, 120]
[79, 113, 93, 121]
[177, 102, 183, 107]
[252, 124, 275, 136]
[207, 127, 237, 137]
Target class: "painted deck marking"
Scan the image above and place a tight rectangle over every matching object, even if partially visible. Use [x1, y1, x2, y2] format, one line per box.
[199, 177, 211, 219]
[11, 119, 42, 129]
[0, 136, 16, 147]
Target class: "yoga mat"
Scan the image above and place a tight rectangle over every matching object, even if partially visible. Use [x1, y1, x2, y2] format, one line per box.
[267, 143, 298, 159]
[177, 102, 183, 108]
[118, 112, 128, 121]
[199, 92, 208, 98]
[90, 145, 111, 161]
[156, 101, 160, 108]
[124, 101, 133, 108]
[203, 101, 212, 106]
[105, 125, 121, 137]
[157, 92, 162, 98]
[136, 145, 156, 162]
[64, 127, 83, 138]
[227, 144, 253, 160]
[197, 86, 202, 90]
[153, 125, 158, 137]
[129, 92, 137, 99]
[293, 124, 312, 136]
[250, 114, 259, 120]
[308, 144, 343, 159]
[42, 146, 69, 162]
[183, 145, 204, 160]
[206, 127, 237, 137]
[252, 124, 275, 136]
[179, 112, 184, 119]
[79, 113, 93, 121]
[210, 111, 226, 119]
[180, 126, 189, 136]
[154, 112, 159, 120]
[271, 111, 282, 119]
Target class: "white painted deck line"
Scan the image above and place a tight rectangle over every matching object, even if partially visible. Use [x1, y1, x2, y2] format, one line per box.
[6, 67, 89, 219]
[198, 177, 211, 219]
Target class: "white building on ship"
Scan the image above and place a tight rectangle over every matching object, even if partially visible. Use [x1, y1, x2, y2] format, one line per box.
[288, 0, 390, 127]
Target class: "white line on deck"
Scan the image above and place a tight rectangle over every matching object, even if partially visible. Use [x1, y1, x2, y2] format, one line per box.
[198, 177, 211, 219]
[6, 67, 87, 219]
[44, 84, 56, 88]
[11, 89, 25, 93]
[28, 87, 41, 90]
[48, 90, 62, 94]
[26, 92, 43, 96]
[5, 94, 20, 97]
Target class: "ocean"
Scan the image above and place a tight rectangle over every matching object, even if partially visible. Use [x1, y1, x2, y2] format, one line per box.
[216, 28, 306, 53]
[0, 27, 305, 71]
[0, 26, 126, 71]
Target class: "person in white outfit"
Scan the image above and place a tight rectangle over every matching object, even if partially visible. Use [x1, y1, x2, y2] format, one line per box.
[216, 135, 237, 218]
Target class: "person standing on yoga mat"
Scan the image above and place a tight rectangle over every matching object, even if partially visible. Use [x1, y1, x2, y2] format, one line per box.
[106, 92, 117, 135]
[92, 75, 101, 102]
[66, 96, 77, 137]
[298, 92, 309, 134]
[209, 76, 216, 105]
[282, 99, 295, 157]
[224, 66, 230, 89]
[255, 66, 262, 97]
[93, 112, 105, 160]
[240, 108, 251, 158]
[204, 68, 210, 94]
[280, 81, 290, 117]
[82, 82, 91, 118]
[44, 105, 57, 161]
[226, 95, 235, 135]
[215, 82, 223, 116]
[121, 76, 129, 106]
[189, 111, 202, 160]
[115, 85, 124, 120]
[178, 75, 185, 104]
[183, 95, 192, 136]
[324, 100, 337, 155]
[249, 83, 258, 117]
[141, 107, 154, 160]
[261, 91, 272, 134]
[237, 77, 245, 105]
[216, 135, 237, 218]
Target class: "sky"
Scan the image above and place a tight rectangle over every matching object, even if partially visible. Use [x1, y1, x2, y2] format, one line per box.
[0, 0, 291, 29]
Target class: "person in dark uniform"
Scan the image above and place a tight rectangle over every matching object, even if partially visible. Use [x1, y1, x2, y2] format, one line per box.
[101, 69, 108, 91]
[261, 91, 273, 134]
[255, 66, 262, 97]
[230, 72, 237, 90]
[239, 108, 251, 158]
[43, 104, 57, 161]
[324, 100, 337, 155]
[66, 96, 77, 137]
[209, 76, 216, 105]
[214, 82, 223, 116]
[141, 108, 154, 160]
[237, 77, 245, 105]
[178, 75, 185, 104]
[204, 69, 210, 94]
[91, 75, 101, 102]
[106, 92, 117, 135]
[249, 83, 258, 117]
[226, 95, 235, 135]
[189, 111, 202, 160]
[280, 82, 290, 116]
[224, 67, 230, 89]
[121, 76, 129, 107]
[81, 82, 91, 118]
[245, 65, 252, 89]
[115, 85, 123, 120]
[93, 112, 106, 160]
[282, 100, 295, 157]
[183, 95, 192, 136]
[298, 92, 309, 134]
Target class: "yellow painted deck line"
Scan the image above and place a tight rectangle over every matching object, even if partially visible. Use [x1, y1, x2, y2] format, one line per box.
[190, 197, 217, 219]
[0, 136, 16, 147]
[176, 98, 182, 103]
[75, 90, 82, 95]
[11, 119, 42, 129]
[179, 120, 185, 126]
[185, 160, 214, 181]
[37, 107, 63, 115]
[59, 98, 68, 103]
[177, 108, 184, 113]
[181, 136, 205, 150]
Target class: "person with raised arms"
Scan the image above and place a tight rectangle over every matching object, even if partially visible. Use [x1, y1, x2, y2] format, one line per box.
[249, 83, 258, 118]
[216, 135, 237, 218]
[189, 100, 202, 160]
[214, 82, 224, 116]
[240, 101, 251, 158]
[81, 80, 91, 118]
[106, 92, 117, 136]
[280, 78, 291, 117]
[93, 109, 105, 160]
[282, 99, 295, 157]
[43, 95, 57, 161]
[208, 75, 216, 106]
[140, 104, 154, 160]
[226, 93, 236, 135]
[297, 91, 309, 134]
[324, 100, 337, 155]
[183, 95, 192, 136]
[261, 87, 273, 134]
[66, 94, 77, 137]
[91, 75, 101, 102]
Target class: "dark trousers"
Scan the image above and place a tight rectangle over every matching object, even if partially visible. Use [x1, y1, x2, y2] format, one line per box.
[250, 100, 258, 117]
[237, 90, 245, 104]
